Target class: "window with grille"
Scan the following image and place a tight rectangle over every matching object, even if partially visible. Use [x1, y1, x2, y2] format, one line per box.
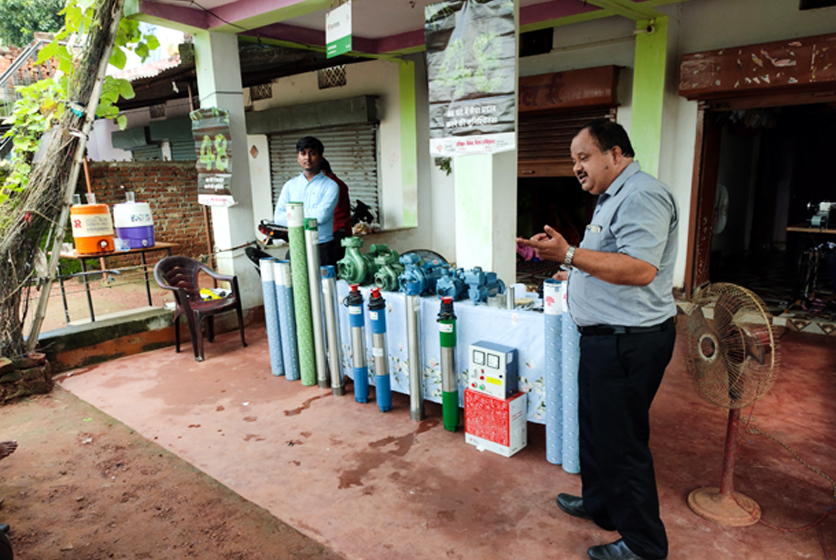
[318, 65, 347, 90]
[150, 104, 165, 118]
[251, 83, 273, 101]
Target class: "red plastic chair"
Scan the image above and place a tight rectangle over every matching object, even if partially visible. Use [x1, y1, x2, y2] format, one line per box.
[153, 256, 247, 362]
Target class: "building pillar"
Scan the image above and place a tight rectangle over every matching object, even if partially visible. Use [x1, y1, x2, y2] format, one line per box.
[453, 151, 517, 284]
[193, 31, 260, 308]
[451, 1, 519, 286]
[631, 16, 668, 178]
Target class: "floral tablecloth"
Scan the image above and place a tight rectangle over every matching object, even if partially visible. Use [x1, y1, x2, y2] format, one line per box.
[335, 282, 550, 423]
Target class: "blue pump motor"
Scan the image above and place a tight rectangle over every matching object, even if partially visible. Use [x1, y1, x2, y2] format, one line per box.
[463, 266, 506, 304]
[436, 267, 467, 301]
[399, 254, 449, 296]
[398, 253, 425, 295]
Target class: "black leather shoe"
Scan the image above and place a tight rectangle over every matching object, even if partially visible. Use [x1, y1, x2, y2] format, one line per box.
[0, 523, 9, 534]
[556, 493, 593, 521]
[588, 539, 662, 560]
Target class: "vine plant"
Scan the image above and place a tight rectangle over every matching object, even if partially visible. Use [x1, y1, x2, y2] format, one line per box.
[0, 0, 159, 203]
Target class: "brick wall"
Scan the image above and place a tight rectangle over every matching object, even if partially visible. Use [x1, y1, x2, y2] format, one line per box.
[79, 161, 211, 268]
[0, 46, 23, 73]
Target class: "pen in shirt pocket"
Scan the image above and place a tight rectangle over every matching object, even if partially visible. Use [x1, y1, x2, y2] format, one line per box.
[586, 224, 602, 233]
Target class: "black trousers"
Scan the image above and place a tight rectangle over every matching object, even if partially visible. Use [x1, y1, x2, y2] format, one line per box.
[318, 239, 340, 268]
[578, 322, 676, 560]
[333, 230, 350, 263]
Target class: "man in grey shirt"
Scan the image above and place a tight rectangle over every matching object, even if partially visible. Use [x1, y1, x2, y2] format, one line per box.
[519, 119, 677, 560]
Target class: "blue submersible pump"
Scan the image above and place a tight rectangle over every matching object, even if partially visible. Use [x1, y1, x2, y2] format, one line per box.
[368, 287, 392, 412]
[345, 284, 369, 403]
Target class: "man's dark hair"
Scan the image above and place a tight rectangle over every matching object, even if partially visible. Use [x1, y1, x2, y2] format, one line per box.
[296, 136, 324, 155]
[579, 119, 635, 158]
[320, 158, 332, 173]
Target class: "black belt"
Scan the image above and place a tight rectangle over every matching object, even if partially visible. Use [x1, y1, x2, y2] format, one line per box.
[577, 317, 674, 336]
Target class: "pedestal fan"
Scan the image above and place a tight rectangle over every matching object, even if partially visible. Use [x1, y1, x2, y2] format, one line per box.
[681, 282, 779, 526]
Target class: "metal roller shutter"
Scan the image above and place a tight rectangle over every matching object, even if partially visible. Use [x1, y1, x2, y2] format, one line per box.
[518, 107, 616, 177]
[170, 140, 196, 161]
[131, 144, 163, 162]
[269, 123, 380, 225]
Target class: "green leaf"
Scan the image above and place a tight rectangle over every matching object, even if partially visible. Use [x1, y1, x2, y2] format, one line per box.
[145, 35, 160, 51]
[56, 45, 73, 73]
[118, 80, 135, 100]
[36, 41, 59, 65]
[117, 115, 127, 130]
[64, 6, 83, 32]
[109, 47, 127, 70]
[57, 55, 73, 74]
[135, 43, 149, 61]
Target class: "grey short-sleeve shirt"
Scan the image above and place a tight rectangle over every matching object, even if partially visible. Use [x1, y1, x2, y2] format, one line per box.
[567, 162, 678, 327]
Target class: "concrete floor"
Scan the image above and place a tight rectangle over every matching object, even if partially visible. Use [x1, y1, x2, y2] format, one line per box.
[59, 326, 836, 560]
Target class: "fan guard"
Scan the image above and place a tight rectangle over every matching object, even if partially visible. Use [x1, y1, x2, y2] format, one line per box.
[683, 282, 777, 409]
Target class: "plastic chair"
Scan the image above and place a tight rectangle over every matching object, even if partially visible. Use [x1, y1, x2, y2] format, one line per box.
[154, 256, 247, 362]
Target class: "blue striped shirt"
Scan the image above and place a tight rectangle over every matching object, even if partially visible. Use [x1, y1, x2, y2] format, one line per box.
[273, 171, 340, 242]
[567, 162, 678, 327]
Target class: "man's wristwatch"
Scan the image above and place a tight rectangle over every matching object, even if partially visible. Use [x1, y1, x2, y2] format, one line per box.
[563, 245, 576, 268]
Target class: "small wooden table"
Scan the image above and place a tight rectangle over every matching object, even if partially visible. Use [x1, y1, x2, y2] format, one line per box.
[59, 241, 178, 323]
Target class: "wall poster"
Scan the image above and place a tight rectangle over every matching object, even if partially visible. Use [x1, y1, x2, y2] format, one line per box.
[425, 0, 516, 157]
[190, 107, 236, 207]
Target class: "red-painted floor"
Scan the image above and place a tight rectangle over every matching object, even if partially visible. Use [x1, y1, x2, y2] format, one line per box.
[58, 327, 836, 560]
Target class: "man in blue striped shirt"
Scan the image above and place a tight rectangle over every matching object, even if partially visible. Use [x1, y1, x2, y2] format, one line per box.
[273, 136, 340, 266]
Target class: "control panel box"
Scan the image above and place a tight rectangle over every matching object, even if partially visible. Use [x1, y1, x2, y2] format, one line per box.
[468, 341, 518, 399]
[464, 389, 527, 458]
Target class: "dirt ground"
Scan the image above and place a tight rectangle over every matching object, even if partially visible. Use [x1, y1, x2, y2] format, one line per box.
[0, 386, 344, 560]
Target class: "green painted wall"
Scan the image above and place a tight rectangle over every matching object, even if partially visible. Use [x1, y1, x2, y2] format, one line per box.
[399, 60, 418, 227]
[631, 16, 667, 178]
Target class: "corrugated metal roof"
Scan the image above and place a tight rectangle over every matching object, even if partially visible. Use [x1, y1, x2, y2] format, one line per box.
[115, 54, 182, 82]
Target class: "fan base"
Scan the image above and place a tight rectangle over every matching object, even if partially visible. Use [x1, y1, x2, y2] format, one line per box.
[687, 487, 761, 527]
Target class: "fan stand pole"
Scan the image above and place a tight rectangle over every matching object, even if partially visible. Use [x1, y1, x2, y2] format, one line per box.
[687, 408, 762, 526]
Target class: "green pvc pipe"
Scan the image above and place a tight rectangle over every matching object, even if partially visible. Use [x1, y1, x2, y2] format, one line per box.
[287, 202, 316, 386]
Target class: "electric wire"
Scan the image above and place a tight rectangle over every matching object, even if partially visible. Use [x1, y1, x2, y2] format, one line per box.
[731, 406, 836, 560]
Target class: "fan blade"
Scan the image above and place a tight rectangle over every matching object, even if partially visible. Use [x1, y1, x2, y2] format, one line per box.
[717, 332, 744, 403]
[714, 292, 736, 336]
[686, 305, 711, 336]
[740, 325, 768, 365]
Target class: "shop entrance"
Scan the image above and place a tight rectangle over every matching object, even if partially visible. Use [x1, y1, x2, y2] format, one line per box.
[514, 66, 620, 285]
[701, 104, 836, 317]
[680, 32, 836, 331]
[516, 176, 595, 285]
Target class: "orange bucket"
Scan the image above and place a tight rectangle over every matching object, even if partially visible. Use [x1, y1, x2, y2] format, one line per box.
[70, 204, 114, 254]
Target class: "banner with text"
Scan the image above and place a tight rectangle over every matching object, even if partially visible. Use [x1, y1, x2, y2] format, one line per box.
[425, 0, 516, 157]
[190, 107, 236, 207]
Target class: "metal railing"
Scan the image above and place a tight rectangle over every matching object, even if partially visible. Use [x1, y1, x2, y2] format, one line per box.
[0, 37, 58, 158]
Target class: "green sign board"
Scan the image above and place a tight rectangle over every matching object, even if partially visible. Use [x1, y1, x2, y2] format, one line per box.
[326, 1, 352, 58]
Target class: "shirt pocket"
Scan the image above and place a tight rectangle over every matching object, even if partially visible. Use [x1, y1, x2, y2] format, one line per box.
[581, 224, 617, 253]
[581, 224, 603, 251]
